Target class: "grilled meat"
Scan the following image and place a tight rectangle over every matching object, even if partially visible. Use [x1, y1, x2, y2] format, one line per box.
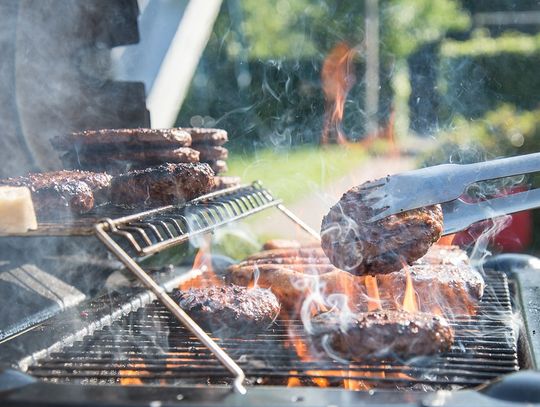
[227, 265, 361, 314]
[171, 285, 280, 334]
[1, 170, 112, 215]
[262, 239, 321, 250]
[246, 248, 328, 261]
[63, 147, 200, 173]
[195, 146, 228, 161]
[182, 128, 228, 146]
[321, 181, 444, 275]
[110, 163, 215, 207]
[413, 245, 469, 266]
[212, 176, 241, 191]
[227, 244, 483, 317]
[310, 310, 454, 361]
[51, 128, 192, 151]
[263, 239, 303, 250]
[230, 256, 331, 269]
[376, 264, 484, 315]
[207, 160, 228, 175]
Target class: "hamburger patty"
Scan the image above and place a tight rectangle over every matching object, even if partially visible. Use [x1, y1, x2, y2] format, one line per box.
[212, 176, 241, 191]
[321, 181, 444, 275]
[195, 146, 228, 161]
[310, 310, 454, 361]
[413, 245, 469, 266]
[376, 264, 484, 315]
[227, 244, 483, 317]
[181, 128, 228, 146]
[62, 147, 200, 173]
[171, 285, 280, 334]
[110, 163, 215, 207]
[51, 128, 192, 150]
[1, 170, 111, 215]
[207, 160, 228, 175]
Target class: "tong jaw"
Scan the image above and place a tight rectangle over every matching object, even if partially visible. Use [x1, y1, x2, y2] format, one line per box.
[366, 164, 466, 221]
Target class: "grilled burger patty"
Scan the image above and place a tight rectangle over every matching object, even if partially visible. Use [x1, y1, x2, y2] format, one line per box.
[311, 310, 454, 361]
[62, 147, 200, 172]
[321, 181, 444, 275]
[172, 285, 280, 333]
[51, 128, 192, 151]
[376, 264, 484, 315]
[212, 176, 240, 191]
[1, 170, 111, 215]
[207, 160, 228, 174]
[227, 244, 483, 316]
[181, 128, 228, 146]
[195, 146, 228, 161]
[110, 163, 215, 206]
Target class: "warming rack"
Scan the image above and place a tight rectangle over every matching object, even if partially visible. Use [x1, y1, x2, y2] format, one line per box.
[94, 181, 320, 394]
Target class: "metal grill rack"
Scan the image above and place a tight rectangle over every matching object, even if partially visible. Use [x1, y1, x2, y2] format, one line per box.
[93, 182, 320, 394]
[26, 271, 518, 389]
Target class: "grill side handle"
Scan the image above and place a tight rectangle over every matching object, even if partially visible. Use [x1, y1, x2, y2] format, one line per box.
[94, 219, 248, 394]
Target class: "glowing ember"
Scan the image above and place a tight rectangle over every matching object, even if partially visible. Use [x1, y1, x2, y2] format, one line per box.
[287, 372, 302, 387]
[119, 360, 147, 385]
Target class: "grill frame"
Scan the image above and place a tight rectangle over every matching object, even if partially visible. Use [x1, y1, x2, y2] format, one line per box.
[0, 256, 539, 406]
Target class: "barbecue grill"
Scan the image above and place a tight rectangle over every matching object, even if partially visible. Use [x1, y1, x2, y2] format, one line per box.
[1, 182, 540, 406]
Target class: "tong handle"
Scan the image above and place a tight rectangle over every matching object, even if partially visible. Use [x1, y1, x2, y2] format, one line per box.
[443, 188, 540, 235]
[463, 152, 540, 184]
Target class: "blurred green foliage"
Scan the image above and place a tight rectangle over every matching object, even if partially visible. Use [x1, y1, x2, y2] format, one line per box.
[381, 0, 470, 58]
[177, 0, 470, 148]
[422, 104, 540, 166]
[438, 32, 540, 121]
[442, 31, 540, 56]
[237, 0, 470, 59]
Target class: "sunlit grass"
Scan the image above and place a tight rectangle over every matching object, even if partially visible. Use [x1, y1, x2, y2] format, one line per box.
[227, 144, 368, 204]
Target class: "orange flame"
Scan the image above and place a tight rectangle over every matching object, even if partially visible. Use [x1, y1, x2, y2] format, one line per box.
[179, 237, 222, 290]
[321, 42, 357, 145]
[119, 360, 147, 385]
[402, 269, 418, 313]
[365, 275, 382, 311]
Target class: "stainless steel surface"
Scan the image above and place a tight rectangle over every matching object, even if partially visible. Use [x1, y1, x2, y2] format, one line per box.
[366, 152, 540, 222]
[276, 204, 321, 240]
[443, 188, 540, 235]
[101, 182, 283, 257]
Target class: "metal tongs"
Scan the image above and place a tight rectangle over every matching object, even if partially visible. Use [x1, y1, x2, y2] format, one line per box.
[366, 152, 540, 235]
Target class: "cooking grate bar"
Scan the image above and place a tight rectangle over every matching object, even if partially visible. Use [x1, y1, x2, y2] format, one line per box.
[26, 270, 518, 390]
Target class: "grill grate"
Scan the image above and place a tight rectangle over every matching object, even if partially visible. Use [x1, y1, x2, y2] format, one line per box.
[26, 271, 518, 390]
[97, 182, 284, 257]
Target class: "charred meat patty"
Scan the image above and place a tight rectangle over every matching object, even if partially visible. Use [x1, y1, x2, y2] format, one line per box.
[171, 285, 280, 334]
[311, 310, 454, 361]
[110, 163, 215, 207]
[51, 127, 192, 151]
[1, 170, 111, 215]
[321, 181, 444, 275]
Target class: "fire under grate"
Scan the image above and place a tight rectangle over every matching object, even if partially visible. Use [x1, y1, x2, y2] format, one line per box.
[26, 271, 518, 390]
